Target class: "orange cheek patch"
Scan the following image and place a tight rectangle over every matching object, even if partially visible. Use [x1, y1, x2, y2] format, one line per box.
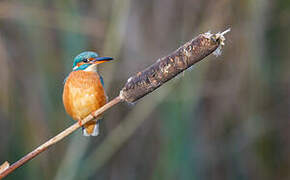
[88, 57, 95, 61]
[77, 62, 84, 67]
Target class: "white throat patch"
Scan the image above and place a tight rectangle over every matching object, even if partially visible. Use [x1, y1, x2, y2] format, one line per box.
[84, 64, 98, 72]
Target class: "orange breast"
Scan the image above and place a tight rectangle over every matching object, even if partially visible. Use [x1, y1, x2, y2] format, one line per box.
[62, 71, 107, 121]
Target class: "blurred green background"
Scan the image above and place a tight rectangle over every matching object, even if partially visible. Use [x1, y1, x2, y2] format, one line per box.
[0, 0, 290, 179]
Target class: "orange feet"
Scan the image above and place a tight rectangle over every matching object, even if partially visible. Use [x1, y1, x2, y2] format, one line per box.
[78, 120, 82, 126]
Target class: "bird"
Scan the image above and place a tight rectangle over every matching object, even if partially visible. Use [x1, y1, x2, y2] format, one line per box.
[62, 51, 113, 136]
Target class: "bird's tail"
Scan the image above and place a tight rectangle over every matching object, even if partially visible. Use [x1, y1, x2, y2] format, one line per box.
[82, 120, 99, 136]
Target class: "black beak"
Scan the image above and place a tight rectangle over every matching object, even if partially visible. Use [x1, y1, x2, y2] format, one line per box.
[90, 57, 114, 63]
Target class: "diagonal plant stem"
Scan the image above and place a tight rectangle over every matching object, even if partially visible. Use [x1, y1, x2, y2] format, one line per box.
[0, 96, 122, 179]
[0, 30, 229, 179]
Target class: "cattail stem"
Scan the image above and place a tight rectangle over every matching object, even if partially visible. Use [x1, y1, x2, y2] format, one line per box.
[0, 96, 122, 179]
[0, 29, 229, 179]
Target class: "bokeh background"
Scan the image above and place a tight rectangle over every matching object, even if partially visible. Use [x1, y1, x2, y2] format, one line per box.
[0, 0, 289, 179]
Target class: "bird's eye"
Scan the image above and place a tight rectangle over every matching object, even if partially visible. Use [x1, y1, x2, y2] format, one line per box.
[83, 59, 88, 63]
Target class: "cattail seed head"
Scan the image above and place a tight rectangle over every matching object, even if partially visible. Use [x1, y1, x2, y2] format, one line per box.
[120, 29, 230, 103]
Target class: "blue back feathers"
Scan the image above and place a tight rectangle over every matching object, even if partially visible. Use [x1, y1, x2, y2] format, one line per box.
[99, 75, 104, 86]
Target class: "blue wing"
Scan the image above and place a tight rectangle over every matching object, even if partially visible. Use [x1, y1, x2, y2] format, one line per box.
[99, 75, 104, 87]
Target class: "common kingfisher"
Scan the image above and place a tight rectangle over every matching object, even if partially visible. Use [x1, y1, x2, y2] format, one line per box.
[62, 51, 113, 136]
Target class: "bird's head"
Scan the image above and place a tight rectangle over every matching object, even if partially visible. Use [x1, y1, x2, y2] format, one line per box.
[72, 51, 113, 71]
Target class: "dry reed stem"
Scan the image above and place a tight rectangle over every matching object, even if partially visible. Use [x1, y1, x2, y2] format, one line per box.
[0, 29, 229, 179]
[0, 162, 9, 175]
[0, 96, 122, 179]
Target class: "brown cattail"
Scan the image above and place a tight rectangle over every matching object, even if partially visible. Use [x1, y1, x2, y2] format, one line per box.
[120, 29, 230, 103]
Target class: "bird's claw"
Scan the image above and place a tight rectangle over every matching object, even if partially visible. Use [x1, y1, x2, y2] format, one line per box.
[78, 120, 82, 126]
